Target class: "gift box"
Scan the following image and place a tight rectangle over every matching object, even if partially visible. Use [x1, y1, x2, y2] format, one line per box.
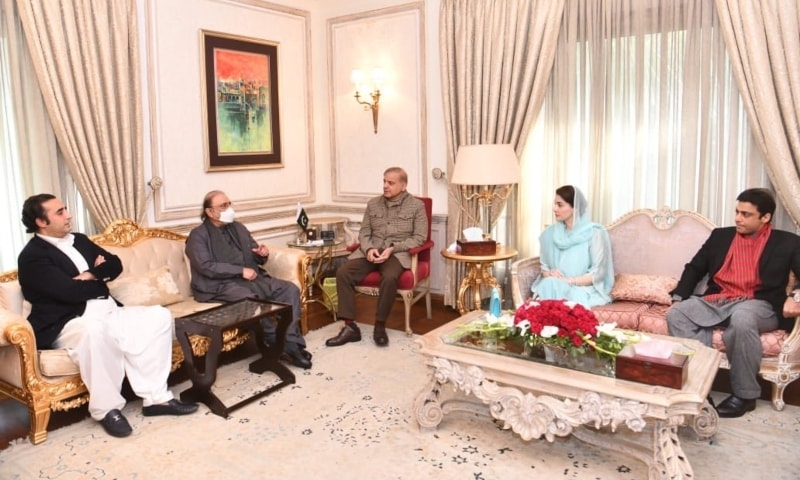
[615, 345, 689, 389]
[457, 240, 498, 256]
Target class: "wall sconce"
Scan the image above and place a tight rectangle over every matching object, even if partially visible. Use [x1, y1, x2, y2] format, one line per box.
[450, 144, 522, 240]
[351, 68, 384, 134]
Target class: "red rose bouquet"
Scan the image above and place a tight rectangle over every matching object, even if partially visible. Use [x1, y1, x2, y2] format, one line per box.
[513, 299, 599, 355]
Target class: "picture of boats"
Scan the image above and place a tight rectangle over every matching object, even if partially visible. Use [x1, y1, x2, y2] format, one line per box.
[213, 48, 273, 154]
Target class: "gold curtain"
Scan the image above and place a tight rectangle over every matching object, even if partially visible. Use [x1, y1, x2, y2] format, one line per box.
[439, 0, 565, 307]
[15, 0, 145, 228]
[715, 0, 800, 226]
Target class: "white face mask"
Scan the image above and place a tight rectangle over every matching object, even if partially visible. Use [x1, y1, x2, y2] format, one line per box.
[219, 206, 235, 224]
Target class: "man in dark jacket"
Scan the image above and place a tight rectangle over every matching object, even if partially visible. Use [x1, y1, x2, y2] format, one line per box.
[18, 194, 197, 438]
[668, 188, 800, 417]
[325, 167, 427, 348]
[185, 190, 310, 369]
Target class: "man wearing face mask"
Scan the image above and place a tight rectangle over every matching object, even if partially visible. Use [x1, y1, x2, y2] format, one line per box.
[185, 190, 311, 369]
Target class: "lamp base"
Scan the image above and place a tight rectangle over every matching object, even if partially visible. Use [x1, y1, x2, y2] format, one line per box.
[457, 239, 498, 256]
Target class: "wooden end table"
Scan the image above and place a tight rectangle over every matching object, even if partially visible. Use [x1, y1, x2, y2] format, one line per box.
[440, 246, 518, 314]
[175, 298, 295, 417]
[288, 239, 348, 332]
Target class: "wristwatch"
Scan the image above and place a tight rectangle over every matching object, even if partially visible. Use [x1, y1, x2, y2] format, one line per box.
[789, 291, 800, 303]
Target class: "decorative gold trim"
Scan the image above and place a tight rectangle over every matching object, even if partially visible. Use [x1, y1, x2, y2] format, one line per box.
[91, 218, 187, 247]
[0, 269, 19, 282]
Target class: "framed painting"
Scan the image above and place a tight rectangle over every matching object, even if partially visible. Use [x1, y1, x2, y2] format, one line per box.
[201, 31, 282, 171]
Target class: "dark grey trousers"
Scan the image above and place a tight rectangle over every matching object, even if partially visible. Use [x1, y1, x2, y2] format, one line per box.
[667, 297, 777, 399]
[336, 257, 404, 323]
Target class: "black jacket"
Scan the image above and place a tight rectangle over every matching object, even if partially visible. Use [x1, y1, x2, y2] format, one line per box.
[18, 233, 123, 349]
[671, 226, 800, 331]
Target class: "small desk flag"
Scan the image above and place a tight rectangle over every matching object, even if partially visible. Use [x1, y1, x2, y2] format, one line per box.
[296, 203, 309, 229]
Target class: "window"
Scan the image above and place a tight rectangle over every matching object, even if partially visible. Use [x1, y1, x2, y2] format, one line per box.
[518, 0, 784, 256]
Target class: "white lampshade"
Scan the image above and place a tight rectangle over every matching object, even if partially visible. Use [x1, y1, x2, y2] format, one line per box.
[451, 144, 521, 186]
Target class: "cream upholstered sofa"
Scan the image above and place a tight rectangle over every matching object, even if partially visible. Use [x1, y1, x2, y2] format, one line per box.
[0, 219, 306, 445]
[510, 207, 800, 411]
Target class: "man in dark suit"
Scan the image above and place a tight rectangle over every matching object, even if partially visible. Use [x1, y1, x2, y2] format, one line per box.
[668, 188, 800, 417]
[18, 194, 198, 438]
[185, 190, 310, 369]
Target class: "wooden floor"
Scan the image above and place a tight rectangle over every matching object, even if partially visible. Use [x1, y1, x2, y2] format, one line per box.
[0, 294, 460, 450]
[3, 294, 800, 449]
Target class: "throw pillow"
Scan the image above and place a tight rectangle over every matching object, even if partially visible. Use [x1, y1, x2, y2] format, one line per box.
[610, 274, 678, 305]
[107, 266, 183, 306]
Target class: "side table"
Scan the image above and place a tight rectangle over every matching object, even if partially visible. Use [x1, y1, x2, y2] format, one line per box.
[441, 246, 518, 314]
[175, 298, 295, 417]
[287, 239, 347, 332]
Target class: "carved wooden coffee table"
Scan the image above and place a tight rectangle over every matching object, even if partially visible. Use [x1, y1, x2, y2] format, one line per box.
[413, 311, 722, 480]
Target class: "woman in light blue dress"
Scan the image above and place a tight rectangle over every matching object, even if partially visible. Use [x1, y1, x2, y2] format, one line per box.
[531, 185, 614, 307]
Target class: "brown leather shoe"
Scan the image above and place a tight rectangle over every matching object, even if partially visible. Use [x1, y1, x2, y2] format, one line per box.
[325, 324, 362, 347]
[373, 322, 389, 347]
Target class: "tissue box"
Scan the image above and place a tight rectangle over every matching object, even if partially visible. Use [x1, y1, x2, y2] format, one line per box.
[457, 240, 497, 256]
[615, 345, 689, 389]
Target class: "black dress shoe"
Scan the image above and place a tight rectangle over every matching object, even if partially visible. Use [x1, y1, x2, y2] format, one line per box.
[301, 349, 313, 361]
[325, 324, 362, 347]
[373, 323, 389, 347]
[142, 398, 199, 417]
[100, 409, 132, 438]
[281, 343, 312, 369]
[715, 394, 756, 418]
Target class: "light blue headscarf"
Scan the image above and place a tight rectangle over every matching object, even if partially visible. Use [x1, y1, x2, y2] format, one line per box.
[535, 187, 614, 307]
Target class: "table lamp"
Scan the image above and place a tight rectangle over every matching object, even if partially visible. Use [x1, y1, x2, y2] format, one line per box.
[450, 144, 521, 248]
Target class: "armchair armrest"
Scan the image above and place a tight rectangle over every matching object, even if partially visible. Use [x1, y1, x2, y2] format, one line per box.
[264, 245, 308, 291]
[0, 307, 29, 348]
[510, 256, 542, 308]
[409, 240, 434, 256]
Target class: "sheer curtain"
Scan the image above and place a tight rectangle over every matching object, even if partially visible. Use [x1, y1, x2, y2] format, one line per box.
[517, 0, 784, 258]
[0, 0, 91, 272]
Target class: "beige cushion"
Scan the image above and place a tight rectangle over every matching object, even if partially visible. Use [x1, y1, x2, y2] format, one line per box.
[0, 280, 23, 315]
[610, 274, 678, 305]
[592, 301, 649, 330]
[107, 266, 182, 307]
[38, 349, 80, 377]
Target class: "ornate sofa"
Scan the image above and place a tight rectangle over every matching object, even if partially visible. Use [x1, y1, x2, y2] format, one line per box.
[0, 219, 307, 445]
[510, 207, 800, 411]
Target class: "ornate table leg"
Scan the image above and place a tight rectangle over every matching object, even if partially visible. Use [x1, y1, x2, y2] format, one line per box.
[413, 372, 444, 430]
[691, 398, 719, 440]
[455, 262, 504, 314]
[652, 416, 693, 480]
[455, 265, 477, 314]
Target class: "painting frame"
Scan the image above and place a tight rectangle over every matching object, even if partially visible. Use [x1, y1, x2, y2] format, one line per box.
[201, 30, 282, 171]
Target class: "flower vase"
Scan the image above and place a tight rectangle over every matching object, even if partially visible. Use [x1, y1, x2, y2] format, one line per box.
[543, 345, 568, 366]
[525, 343, 545, 359]
[481, 334, 498, 351]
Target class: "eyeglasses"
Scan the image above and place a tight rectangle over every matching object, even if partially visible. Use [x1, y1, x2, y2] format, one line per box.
[209, 201, 232, 210]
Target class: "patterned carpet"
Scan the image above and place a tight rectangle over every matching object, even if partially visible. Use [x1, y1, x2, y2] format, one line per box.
[2, 323, 799, 479]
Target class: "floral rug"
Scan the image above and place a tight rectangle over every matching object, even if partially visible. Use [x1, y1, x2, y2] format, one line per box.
[1, 323, 799, 479]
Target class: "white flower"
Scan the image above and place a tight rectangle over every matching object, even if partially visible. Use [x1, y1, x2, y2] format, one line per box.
[515, 319, 531, 335]
[540, 325, 559, 338]
[495, 313, 515, 328]
[597, 322, 626, 342]
[524, 300, 540, 309]
[563, 300, 578, 309]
